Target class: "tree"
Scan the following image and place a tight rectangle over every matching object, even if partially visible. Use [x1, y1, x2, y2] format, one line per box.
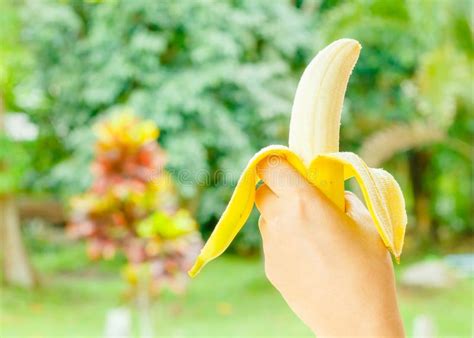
[16, 0, 474, 250]
[68, 110, 200, 287]
[20, 0, 314, 250]
[0, 0, 37, 288]
[68, 110, 201, 337]
[0, 110, 37, 288]
[315, 0, 473, 243]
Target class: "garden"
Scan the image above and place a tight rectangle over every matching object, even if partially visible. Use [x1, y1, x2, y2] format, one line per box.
[1, 0, 472, 337]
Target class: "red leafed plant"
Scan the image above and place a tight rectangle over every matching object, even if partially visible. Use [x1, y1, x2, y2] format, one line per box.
[68, 110, 201, 294]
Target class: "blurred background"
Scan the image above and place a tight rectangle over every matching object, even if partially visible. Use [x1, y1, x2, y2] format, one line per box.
[0, 0, 472, 337]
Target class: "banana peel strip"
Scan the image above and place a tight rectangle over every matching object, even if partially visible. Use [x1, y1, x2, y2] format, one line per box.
[189, 145, 406, 277]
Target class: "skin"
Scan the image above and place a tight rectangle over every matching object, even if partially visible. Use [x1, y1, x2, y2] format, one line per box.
[255, 157, 405, 338]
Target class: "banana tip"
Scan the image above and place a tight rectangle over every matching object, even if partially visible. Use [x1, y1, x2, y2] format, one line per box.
[341, 38, 362, 50]
[188, 256, 206, 278]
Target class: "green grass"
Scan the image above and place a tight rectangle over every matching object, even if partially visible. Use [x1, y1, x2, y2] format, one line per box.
[0, 240, 473, 337]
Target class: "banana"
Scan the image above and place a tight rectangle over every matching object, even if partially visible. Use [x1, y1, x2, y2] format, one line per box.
[189, 39, 407, 278]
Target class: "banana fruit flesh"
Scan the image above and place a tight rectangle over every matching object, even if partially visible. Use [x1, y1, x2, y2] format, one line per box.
[189, 39, 407, 277]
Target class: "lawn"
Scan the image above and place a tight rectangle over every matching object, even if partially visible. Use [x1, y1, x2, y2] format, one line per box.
[0, 238, 473, 337]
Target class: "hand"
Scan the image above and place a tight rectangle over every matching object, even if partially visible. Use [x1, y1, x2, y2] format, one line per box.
[255, 157, 405, 337]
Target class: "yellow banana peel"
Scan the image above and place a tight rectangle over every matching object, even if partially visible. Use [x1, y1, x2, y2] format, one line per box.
[189, 39, 407, 278]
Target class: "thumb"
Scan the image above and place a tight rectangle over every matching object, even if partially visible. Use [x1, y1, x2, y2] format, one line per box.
[344, 191, 367, 214]
[344, 191, 376, 231]
[256, 156, 312, 197]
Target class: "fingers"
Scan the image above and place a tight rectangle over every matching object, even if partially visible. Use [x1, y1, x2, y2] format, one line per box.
[255, 184, 278, 218]
[258, 216, 275, 261]
[258, 216, 271, 257]
[344, 191, 388, 252]
[344, 191, 366, 214]
[256, 156, 312, 197]
[344, 191, 374, 228]
[258, 216, 267, 238]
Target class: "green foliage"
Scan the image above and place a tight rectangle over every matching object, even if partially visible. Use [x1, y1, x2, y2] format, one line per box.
[18, 0, 314, 249]
[0, 0, 32, 110]
[137, 210, 197, 239]
[11, 0, 474, 248]
[318, 0, 473, 126]
[0, 134, 29, 194]
[318, 0, 473, 235]
[68, 111, 201, 291]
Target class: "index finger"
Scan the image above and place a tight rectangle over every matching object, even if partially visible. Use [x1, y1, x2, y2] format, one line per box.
[256, 156, 313, 197]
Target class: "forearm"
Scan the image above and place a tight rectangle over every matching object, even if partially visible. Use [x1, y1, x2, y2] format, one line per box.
[310, 300, 405, 337]
[307, 264, 405, 337]
[255, 160, 405, 338]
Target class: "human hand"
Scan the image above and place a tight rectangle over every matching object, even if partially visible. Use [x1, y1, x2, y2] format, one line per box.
[255, 157, 405, 337]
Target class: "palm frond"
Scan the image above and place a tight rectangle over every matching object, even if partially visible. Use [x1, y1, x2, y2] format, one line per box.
[359, 122, 444, 167]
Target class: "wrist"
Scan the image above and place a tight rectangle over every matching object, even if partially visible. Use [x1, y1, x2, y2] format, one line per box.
[308, 286, 404, 337]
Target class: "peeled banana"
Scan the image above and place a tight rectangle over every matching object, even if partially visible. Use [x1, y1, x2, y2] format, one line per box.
[189, 39, 407, 278]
